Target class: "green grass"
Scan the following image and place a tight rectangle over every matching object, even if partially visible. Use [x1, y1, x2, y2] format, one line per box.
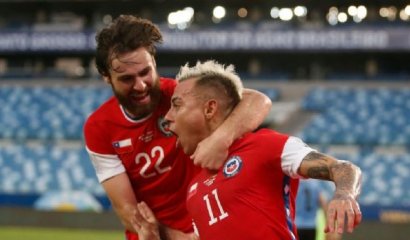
[0, 226, 123, 240]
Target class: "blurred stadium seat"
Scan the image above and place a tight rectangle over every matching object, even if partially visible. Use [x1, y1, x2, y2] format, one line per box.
[0, 85, 112, 140]
[0, 85, 111, 208]
[298, 86, 410, 211]
[0, 142, 104, 195]
[300, 87, 410, 145]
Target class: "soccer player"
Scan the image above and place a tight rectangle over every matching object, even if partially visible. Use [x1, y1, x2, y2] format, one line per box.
[83, 16, 271, 240]
[153, 60, 361, 240]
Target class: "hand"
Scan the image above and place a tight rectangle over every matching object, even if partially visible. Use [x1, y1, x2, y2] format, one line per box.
[135, 201, 161, 240]
[191, 131, 229, 170]
[164, 228, 198, 240]
[325, 193, 362, 234]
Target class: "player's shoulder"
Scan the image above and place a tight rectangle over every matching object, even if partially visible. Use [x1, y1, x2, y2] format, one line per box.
[253, 128, 289, 141]
[160, 77, 177, 82]
[85, 96, 118, 125]
[159, 77, 177, 101]
[242, 129, 290, 151]
[231, 129, 287, 151]
[160, 77, 177, 88]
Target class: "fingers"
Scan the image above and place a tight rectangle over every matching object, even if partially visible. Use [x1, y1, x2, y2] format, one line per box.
[131, 218, 142, 233]
[344, 208, 355, 233]
[130, 208, 143, 232]
[336, 206, 346, 234]
[190, 150, 198, 166]
[326, 199, 362, 234]
[138, 201, 156, 223]
[326, 207, 337, 233]
[341, 200, 362, 233]
[190, 138, 228, 170]
[135, 202, 160, 240]
[352, 201, 362, 227]
[131, 203, 154, 233]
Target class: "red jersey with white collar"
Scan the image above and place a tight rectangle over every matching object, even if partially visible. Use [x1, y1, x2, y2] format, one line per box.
[84, 78, 198, 240]
[186, 129, 315, 240]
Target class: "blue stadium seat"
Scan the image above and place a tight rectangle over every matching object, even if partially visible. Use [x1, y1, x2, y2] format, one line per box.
[300, 87, 410, 145]
[300, 87, 410, 209]
[316, 151, 410, 207]
[0, 86, 112, 140]
[0, 143, 104, 195]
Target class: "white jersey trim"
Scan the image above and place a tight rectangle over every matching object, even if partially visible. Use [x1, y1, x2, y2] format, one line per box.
[120, 104, 153, 123]
[281, 136, 317, 178]
[86, 147, 126, 183]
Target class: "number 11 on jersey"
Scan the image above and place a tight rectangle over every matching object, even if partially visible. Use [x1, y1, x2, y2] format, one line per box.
[203, 189, 229, 225]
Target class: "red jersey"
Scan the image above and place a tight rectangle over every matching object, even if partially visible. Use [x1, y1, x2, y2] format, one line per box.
[84, 78, 199, 240]
[186, 129, 315, 240]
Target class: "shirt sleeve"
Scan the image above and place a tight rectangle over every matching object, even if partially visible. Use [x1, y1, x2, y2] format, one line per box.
[281, 136, 317, 178]
[86, 147, 126, 183]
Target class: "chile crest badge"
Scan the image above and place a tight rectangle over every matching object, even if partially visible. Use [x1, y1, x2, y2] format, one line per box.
[223, 156, 243, 178]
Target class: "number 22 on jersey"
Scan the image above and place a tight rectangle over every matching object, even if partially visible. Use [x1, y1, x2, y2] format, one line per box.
[135, 146, 171, 178]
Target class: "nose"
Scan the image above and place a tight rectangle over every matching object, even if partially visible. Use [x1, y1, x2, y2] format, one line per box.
[164, 109, 173, 122]
[133, 78, 147, 92]
[164, 110, 175, 132]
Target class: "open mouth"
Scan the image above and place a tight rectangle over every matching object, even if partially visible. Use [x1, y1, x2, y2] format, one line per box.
[169, 130, 181, 147]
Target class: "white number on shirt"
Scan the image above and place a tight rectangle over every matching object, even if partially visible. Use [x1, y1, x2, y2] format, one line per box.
[135, 146, 171, 178]
[203, 189, 229, 225]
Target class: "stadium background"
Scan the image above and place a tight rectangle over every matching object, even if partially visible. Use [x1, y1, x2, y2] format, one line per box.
[0, 0, 409, 239]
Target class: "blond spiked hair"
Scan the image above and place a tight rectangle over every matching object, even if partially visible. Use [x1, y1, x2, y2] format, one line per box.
[176, 60, 243, 98]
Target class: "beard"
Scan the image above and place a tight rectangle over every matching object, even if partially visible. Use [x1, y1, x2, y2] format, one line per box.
[113, 78, 161, 119]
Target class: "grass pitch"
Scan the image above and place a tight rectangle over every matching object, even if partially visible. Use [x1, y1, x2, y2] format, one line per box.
[0, 226, 123, 240]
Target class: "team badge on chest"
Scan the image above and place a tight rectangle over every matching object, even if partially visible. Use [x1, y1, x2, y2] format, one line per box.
[157, 116, 173, 137]
[223, 156, 243, 178]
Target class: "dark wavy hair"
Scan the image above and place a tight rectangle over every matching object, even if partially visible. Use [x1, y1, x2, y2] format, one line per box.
[95, 15, 163, 77]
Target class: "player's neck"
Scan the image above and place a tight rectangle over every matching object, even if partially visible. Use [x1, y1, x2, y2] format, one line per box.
[122, 105, 152, 121]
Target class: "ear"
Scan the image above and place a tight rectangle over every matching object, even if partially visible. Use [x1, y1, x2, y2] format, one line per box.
[204, 99, 218, 120]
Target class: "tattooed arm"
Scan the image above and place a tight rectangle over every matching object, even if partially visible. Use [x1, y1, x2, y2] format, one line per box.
[297, 152, 362, 235]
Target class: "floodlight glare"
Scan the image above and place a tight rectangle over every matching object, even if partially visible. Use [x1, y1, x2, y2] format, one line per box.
[294, 6, 307, 17]
[379, 7, 389, 18]
[357, 6, 367, 19]
[167, 12, 178, 25]
[399, 9, 409, 20]
[167, 7, 195, 29]
[270, 7, 280, 18]
[327, 13, 338, 25]
[279, 8, 293, 21]
[213, 6, 226, 19]
[329, 7, 338, 14]
[348, 6, 358, 16]
[405, 5, 410, 15]
[238, 8, 248, 18]
[337, 12, 348, 23]
[353, 15, 362, 23]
